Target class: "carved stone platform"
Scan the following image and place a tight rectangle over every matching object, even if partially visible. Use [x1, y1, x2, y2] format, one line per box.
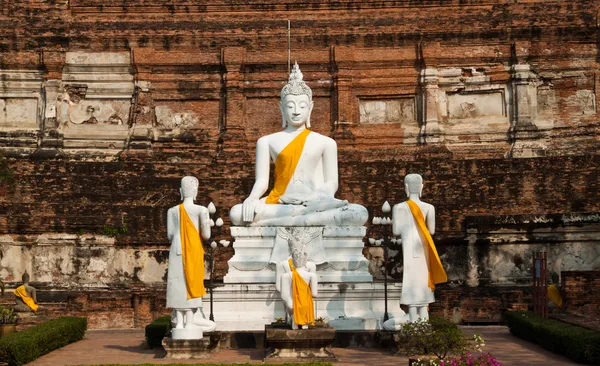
[211, 282, 403, 331]
[224, 226, 372, 283]
[264, 325, 336, 361]
[162, 334, 219, 359]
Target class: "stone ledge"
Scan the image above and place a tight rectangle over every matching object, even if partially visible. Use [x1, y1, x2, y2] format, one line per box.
[264, 325, 336, 361]
[162, 333, 220, 359]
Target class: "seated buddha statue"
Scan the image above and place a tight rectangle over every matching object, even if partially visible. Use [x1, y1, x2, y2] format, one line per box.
[230, 63, 368, 227]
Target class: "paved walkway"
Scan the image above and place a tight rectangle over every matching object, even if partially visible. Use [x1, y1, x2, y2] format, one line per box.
[26, 326, 577, 366]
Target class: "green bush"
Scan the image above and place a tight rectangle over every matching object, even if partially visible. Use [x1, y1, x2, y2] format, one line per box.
[0, 316, 87, 366]
[505, 311, 600, 365]
[144, 315, 171, 349]
[0, 305, 18, 325]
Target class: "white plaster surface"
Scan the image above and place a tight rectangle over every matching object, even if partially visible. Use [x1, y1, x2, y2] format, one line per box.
[224, 226, 372, 284]
[211, 282, 403, 331]
[447, 92, 505, 119]
[359, 98, 415, 124]
[0, 98, 39, 128]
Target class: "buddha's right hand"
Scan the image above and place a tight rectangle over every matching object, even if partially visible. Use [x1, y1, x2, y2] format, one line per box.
[242, 197, 260, 223]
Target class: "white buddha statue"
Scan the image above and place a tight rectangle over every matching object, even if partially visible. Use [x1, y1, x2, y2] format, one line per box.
[383, 174, 447, 330]
[166, 176, 216, 339]
[279, 230, 318, 330]
[229, 63, 368, 227]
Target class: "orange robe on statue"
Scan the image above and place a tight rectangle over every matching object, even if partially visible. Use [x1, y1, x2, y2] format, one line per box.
[406, 200, 448, 291]
[288, 258, 315, 326]
[14, 285, 38, 312]
[179, 204, 207, 299]
[265, 129, 312, 204]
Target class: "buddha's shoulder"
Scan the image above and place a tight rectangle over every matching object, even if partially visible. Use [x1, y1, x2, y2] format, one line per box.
[308, 131, 336, 146]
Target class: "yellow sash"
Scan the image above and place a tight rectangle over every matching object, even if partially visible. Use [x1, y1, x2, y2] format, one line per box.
[179, 204, 207, 299]
[265, 129, 312, 204]
[548, 284, 563, 308]
[406, 200, 448, 291]
[14, 285, 38, 312]
[289, 258, 315, 326]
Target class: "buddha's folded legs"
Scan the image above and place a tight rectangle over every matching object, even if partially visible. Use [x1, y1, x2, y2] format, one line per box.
[230, 202, 368, 226]
[230, 203, 368, 226]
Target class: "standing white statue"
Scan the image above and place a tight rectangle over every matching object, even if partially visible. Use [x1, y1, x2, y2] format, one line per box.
[279, 229, 318, 330]
[229, 62, 368, 228]
[166, 176, 216, 339]
[384, 174, 447, 330]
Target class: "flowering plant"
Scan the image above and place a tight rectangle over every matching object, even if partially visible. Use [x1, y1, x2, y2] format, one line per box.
[397, 317, 485, 359]
[412, 352, 501, 366]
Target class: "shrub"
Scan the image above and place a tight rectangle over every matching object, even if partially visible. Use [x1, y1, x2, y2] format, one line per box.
[145, 315, 171, 349]
[0, 316, 87, 366]
[0, 306, 18, 325]
[504, 311, 600, 365]
[397, 317, 483, 359]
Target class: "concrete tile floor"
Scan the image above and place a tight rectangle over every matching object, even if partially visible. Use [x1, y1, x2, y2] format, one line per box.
[25, 326, 578, 366]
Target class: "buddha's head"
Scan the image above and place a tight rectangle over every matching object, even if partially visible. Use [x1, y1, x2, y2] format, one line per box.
[22, 271, 30, 285]
[180, 176, 199, 201]
[404, 173, 423, 197]
[280, 62, 314, 128]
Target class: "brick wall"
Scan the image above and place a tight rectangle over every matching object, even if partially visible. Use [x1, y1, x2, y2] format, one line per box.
[562, 271, 600, 319]
[1, 0, 599, 326]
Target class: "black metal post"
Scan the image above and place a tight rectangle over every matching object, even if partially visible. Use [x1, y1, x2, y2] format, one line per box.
[383, 220, 389, 322]
[209, 245, 215, 321]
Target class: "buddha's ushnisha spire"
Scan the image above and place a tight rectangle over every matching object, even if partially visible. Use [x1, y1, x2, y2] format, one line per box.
[281, 62, 312, 101]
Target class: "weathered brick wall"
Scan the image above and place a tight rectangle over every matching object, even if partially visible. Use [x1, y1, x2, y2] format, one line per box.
[1, 0, 599, 327]
[562, 271, 600, 318]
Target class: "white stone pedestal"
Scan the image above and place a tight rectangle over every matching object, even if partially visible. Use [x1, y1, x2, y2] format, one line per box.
[171, 328, 203, 340]
[224, 226, 372, 283]
[211, 282, 403, 331]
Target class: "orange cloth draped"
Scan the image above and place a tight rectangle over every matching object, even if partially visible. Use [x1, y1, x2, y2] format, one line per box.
[288, 258, 315, 326]
[406, 200, 448, 291]
[265, 129, 312, 204]
[179, 204, 207, 299]
[14, 285, 38, 312]
[548, 284, 563, 308]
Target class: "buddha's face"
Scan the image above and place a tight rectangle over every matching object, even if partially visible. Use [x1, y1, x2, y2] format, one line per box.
[281, 94, 313, 128]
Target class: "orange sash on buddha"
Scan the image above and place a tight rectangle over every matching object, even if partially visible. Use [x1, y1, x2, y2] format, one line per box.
[406, 200, 448, 291]
[14, 285, 38, 312]
[179, 204, 207, 299]
[288, 258, 315, 326]
[265, 129, 312, 204]
[548, 284, 563, 308]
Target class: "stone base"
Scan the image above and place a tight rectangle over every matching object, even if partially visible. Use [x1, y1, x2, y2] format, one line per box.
[211, 282, 404, 331]
[162, 335, 219, 359]
[224, 226, 372, 283]
[264, 325, 336, 361]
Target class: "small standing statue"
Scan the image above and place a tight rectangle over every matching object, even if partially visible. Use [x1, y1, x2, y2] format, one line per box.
[166, 176, 216, 339]
[279, 230, 318, 330]
[385, 174, 447, 329]
[14, 272, 38, 313]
